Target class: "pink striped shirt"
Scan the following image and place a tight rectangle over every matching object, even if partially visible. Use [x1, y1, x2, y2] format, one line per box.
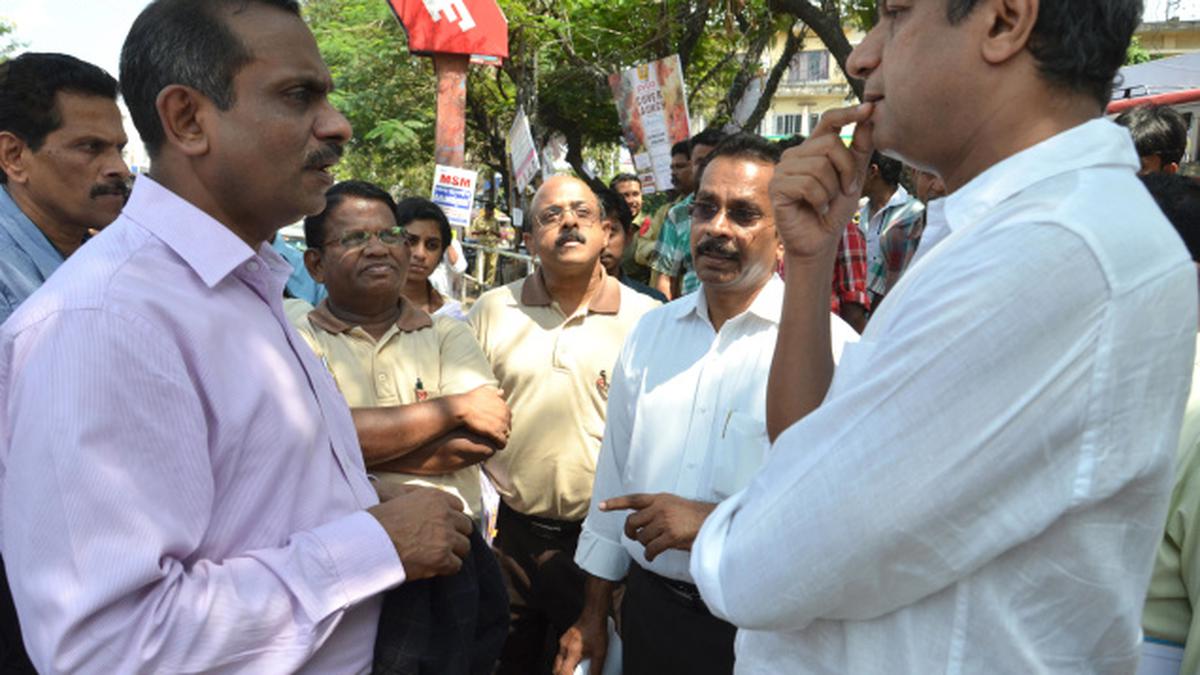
[0, 176, 404, 673]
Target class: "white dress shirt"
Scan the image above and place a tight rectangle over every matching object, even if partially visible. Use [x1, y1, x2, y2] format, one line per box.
[576, 276, 857, 583]
[690, 119, 1199, 673]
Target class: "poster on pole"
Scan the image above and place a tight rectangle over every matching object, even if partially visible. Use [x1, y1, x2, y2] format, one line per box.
[431, 164, 478, 230]
[608, 55, 691, 194]
[508, 107, 540, 193]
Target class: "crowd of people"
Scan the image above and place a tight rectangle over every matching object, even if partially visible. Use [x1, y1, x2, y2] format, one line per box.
[0, 0, 1198, 674]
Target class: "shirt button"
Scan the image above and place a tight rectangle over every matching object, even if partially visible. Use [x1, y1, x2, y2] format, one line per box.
[377, 373, 387, 381]
[246, 261, 260, 272]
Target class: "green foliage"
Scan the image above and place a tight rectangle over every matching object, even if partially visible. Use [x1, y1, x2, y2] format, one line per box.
[306, 0, 437, 194]
[0, 19, 25, 60]
[1126, 36, 1152, 66]
[306, 0, 812, 201]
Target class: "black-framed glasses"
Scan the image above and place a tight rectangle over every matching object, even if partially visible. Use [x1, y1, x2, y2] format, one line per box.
[688, 201, 764, 227]
[324, 226, 408, 250]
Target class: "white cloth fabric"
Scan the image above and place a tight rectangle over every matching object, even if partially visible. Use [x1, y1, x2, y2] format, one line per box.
[429, 237, 467, 299]
[690, 118, 1199, 674]
[576, 276, 856, 583]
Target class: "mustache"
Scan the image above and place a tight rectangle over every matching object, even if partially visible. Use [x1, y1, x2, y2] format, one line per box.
[90, 181, 129, 199]
[555, 228, 587, 247]
[304, 143, 345, 170]
[696, 236, 738, 260]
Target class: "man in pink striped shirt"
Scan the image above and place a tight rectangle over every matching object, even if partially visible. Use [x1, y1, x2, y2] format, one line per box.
[0, 0, 471, 672]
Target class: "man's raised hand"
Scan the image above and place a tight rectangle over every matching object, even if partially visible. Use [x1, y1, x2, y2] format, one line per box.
[770, 102, 875, 260]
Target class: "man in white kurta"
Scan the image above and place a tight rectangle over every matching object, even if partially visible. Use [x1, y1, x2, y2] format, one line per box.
[690, 1, 1198, 673]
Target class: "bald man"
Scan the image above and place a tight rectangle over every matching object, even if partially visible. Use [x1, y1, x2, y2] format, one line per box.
[468, 176, 659, 674]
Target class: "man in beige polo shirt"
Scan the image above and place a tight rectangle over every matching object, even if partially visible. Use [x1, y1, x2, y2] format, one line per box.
[469, 175, 659, 674]
[293, 180, 511, 525]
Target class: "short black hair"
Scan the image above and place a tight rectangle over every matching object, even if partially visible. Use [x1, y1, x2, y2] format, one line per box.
[946, 0, 1141, 107]
[871, 151, 904, 187]
[0, 53, 119, 184]
[304, 180, 398, 249]
[696, 132, 782, 183]
[1116, 105, 1188, 167]
[395, 196, 452, 262]
[690, 128, 727, 154]
[609, 173, 641, 191]
[671, 139, 692, 158]
[596, 186, 634, 235]
[1142, 173, 1200, 262]
[775, 134, 807, 152]
[120, 0, 302, 157]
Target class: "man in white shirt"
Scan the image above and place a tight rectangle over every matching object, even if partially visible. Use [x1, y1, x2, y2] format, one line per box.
[690, 1, 1198, 673]
[553, 135, 857, 675]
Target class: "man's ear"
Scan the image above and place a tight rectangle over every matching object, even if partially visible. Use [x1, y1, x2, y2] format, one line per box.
[0, 132, 30, 185]
[1166, 162, 1181, 175]
[156, 84, 213, 158]
[980, 0, 1038, 66]
[304, 247, 325, 284]
[522, 230, 532, 253]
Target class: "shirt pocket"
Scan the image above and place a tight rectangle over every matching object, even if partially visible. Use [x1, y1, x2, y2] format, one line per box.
[711, 411, 770, 500]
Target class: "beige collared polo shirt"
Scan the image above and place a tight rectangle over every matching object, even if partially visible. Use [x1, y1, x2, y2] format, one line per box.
[468, 269, 659, 521]
[293, 298, 497, 518]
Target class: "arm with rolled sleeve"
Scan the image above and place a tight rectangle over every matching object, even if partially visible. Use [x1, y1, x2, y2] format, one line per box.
[1, 309, 404, 673]
[575, 338, 639, 581]
[692, 225, 1161, 631]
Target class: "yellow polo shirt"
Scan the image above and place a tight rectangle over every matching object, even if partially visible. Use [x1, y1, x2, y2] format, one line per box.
[468, 269, 659, 521]
[293, 298, 497, 518]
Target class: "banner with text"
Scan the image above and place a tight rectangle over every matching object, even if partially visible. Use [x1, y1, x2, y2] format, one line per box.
[431, 165, 478, 230]
[508, 107, 540, 193]
[608, 55, 691, 194]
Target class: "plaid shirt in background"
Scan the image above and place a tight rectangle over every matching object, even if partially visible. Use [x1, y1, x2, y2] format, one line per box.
[866, 197, 926, 304]
[831, 220, 871, 314]
[652, 194, 701, 296]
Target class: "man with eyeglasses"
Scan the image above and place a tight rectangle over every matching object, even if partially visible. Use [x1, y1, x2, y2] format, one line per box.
[468, 175, 659, 674]
[295, 179, 511, 528]
[554, 134, 857, 675]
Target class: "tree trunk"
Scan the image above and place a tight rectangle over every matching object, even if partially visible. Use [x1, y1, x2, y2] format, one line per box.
[741, 24, 806, 132]
[768, 0, 863, 100]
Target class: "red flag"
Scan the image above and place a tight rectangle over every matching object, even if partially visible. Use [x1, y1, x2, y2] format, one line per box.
[387, 0, 509, 60]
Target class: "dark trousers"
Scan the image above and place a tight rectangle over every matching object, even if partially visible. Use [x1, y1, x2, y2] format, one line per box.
[0, 557, 34, 673]
[493, 502, 586, 675]
[621, 564, 736, 675]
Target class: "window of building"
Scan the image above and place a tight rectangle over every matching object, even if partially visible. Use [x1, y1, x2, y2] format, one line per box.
[774, 113, 804, 137]
[787, 50, 830, 84]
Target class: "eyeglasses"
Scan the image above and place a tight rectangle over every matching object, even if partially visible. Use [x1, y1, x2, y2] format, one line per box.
[535, 203, 597, 227]
[324, 226, 408, 249]
[688, 201, 764, 227]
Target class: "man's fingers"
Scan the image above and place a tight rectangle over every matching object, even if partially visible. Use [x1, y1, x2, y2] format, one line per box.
[449, 529, 471, 560]
[450, 510, 473, 535]
[810, 102, 874, 140]
[774, 155, 843, 206]
[643, 533, 674, 562]
[600, 492, 653, 512]
[439, 490, 466, 512]
[554, 630, 583, 675]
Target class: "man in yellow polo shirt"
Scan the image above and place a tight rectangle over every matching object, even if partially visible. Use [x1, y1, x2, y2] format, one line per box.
[469, 175, 659, 674]
[292, 180, 511, 525]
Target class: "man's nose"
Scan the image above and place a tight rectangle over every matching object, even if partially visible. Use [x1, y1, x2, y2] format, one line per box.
[846, 24, 883, 82]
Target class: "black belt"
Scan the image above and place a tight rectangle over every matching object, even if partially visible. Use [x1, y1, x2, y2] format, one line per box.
[499, 502, 582, 539]
[633, 564, 706, 607]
